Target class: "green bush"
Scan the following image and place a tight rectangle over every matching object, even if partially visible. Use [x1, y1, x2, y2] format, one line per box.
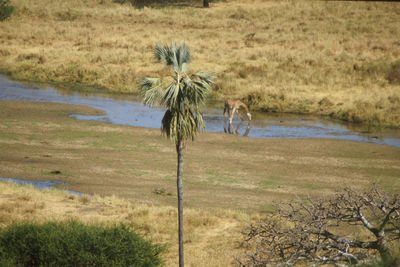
[0, 0, 14, 21]
[0, 221, 164, 266]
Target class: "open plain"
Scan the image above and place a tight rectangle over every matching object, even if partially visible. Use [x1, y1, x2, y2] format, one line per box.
[0, 100, 399, 265]
[1, 0, 400, 265]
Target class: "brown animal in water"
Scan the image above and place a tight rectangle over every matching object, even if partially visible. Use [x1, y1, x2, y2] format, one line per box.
[223, 99, 251, 133]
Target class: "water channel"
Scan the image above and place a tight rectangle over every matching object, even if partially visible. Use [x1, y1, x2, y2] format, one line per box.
[1, 75, 400, 148]
[0, 177, 86, 196]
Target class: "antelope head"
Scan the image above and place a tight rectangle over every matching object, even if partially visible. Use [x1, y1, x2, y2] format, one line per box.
[247, 113, 252, 121]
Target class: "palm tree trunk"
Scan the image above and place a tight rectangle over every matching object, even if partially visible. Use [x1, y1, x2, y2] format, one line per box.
[176, 140, 184, 267]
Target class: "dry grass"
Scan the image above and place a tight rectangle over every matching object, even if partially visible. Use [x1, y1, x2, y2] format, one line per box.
[0, 0, 399, 127]
[1, 100, 399, 212]
[0, 181, 251, 266]
[0, 100, 399, 265]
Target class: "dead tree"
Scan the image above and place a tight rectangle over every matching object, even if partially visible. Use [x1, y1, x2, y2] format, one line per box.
[237, 185, 400, 266]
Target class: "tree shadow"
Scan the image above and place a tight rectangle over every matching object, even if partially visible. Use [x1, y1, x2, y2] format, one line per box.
[126, 0, 206, 9]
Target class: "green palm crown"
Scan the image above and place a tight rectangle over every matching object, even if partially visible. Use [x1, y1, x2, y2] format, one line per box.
[139, 42, 215, 143]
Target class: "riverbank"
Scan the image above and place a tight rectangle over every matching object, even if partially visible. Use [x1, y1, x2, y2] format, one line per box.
[1, 0, 399, 127]
[3, 75, 399, 147]
[1, 100, 399, 211]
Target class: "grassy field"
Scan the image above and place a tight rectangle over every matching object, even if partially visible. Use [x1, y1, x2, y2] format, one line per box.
[0, 179, 252, 266]
[0, 100, 399, 265]
[1, 100, 399, 212]
[0, 0, 399, 127]
[1, 0, 400, 263]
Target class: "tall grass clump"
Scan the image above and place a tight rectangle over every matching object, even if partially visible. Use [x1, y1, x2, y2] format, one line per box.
[0, 0, 14, 21]
[0, 221, 164, 266]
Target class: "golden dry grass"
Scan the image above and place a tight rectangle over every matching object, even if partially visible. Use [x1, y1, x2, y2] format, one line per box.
[0, 0, 399, 127]
[0, 181, 253, 266]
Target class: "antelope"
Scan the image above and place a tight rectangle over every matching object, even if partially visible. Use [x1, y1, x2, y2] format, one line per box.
[223, 99, 251, 134]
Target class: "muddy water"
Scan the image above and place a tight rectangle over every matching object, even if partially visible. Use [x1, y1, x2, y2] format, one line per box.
[1, 76, 399, 148]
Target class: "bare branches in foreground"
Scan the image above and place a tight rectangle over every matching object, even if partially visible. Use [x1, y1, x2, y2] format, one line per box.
[237, 185, 400, 266]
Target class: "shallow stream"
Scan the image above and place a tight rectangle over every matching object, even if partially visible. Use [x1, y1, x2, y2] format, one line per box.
[1, 76, 400, 148]
[0, 177, 86, 196]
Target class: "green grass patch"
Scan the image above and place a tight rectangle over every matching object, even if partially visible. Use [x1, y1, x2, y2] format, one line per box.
[302, 183, 320, 191]
[52, 129, 94, 141]
[259, 180, 278, 188]
[0, 133, 19, 141]
[0, 221, 164, 266]
[0, 0, 14, 21]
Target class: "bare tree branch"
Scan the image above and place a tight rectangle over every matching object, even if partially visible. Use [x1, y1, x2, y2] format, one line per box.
[236, 185, 400, 266]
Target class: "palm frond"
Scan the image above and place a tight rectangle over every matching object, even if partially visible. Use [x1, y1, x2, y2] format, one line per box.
[139, 77, 164, 107]
[161, 108, 202, 143]
[191, 71, 216, 85]
[176, 42, 191, 73]
[162, 81, 181, 110]
[142, 42, 215, 143]
[161, 109, 173, 138]
[155, 43, 176, 67]
[193, 110, 206, 132]
[181, 72, 215, 107]
[155, 42, 191, 74]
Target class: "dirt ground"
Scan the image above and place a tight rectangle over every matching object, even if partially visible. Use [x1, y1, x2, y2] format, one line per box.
[1, 100, 399, 213]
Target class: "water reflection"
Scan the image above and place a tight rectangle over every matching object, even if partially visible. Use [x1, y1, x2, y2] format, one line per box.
[1, 76, 400, 148]
[224, 120, 251, 137]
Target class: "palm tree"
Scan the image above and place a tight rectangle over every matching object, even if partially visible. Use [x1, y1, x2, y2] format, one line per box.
[139, 42, 215, 267]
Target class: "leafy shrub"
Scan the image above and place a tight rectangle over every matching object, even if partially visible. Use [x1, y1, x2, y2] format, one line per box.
[0, 221, 164, 266]
[0, 0, 14, 21]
